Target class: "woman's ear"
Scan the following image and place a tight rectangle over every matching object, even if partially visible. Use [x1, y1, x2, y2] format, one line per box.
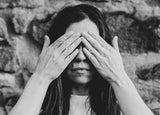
[112, 36, 119, 51]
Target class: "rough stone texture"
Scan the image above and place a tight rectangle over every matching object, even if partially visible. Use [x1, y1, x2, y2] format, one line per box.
[105, 14, 160, 53]
[0, 18, 8, 41]
[13, 35, 40, 73]
[28, 7, 55, 43]
[12, 8, 34, 34]
[81, 0, 160, 20]
[0, 72, 26, 113]
[121, 52, 160, 114]
[0, 0, 160, 115]
[136, 63, 160, 80]
[0, 92, 7, 115]
[0, 73, 23, 97]
[0, 0, 45, 9]
[0, 44, 20, 72]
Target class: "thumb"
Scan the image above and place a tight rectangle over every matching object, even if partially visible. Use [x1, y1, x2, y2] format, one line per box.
[112, 36, 119, 51]
[41, 35, 50, 55]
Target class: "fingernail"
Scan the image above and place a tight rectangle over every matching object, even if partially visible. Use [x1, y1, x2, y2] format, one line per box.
[44, 35, 47, 40]
[78, 37, 81, 41]
[68, 31, 74, 34]
[82, 32, 86, 35]
[74, 33, 81, 38]
[44, 35, 48, 38]
[83, 47, 87, 52]
[80, 36, 84, 41]
[114, 36, 118, 39]
[88, 31, 94, 35]
[76, 32, 81, 36]
[114, 36, 118, 41]
[88, 31, 92, 34]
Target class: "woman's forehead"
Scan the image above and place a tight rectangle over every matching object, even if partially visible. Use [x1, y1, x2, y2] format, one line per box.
[65, 19, 99, 35]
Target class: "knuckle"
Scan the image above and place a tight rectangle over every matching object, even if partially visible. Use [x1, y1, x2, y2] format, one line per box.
[57, 39, 62, 44]
[68, 55, 72, 60]
[67, 45, 72, 51]
[89, 49, 93, 54]
[52, 50, 59, 57]
[55, 60, 61, 68]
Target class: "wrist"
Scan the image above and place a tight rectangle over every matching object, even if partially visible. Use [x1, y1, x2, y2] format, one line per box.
[110, 72, 134, 88]
[31, 72, 52, 84]
[30, 73, 52, 86]
[9, 73, 51, 115]
[21, 73, 51, 100]
[110, 73, 154, 115]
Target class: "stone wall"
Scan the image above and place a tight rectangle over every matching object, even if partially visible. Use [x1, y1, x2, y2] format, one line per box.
[0, 0, 160, 115]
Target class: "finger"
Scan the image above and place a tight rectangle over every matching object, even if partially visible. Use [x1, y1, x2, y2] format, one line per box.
[65, 49, 79, 66]
[63, 37, 81, 58]
[83, 47, 99, 68]
[81, 36, 105, 58]
[59, 33, 80, 53]
[40, 35, 50, 56]
[81, 32, 105, 55]
[88, 31, 113, 51]
[50, 31, 74, 48]
[81, 36, 111, 64]
[112, 36, 119, 51]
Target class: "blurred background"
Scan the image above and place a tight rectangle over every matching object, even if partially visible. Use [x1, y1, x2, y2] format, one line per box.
[0, 0, 160, 115]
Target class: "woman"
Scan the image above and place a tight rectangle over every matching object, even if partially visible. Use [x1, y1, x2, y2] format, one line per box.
[9, 4, 154, 115]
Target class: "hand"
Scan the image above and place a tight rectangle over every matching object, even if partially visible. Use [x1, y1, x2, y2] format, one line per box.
[33, 31, 81, 82]
[81, 32, 127, 85]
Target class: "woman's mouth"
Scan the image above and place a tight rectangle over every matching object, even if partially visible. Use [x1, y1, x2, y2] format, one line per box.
[71, 68, 90, 74]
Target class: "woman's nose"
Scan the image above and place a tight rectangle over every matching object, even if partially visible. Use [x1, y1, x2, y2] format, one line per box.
[75, 44, 86, 61]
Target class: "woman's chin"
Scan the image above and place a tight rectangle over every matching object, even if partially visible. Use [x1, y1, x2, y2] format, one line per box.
[67, 72, 93, 84]
[72, 77, 92, 84]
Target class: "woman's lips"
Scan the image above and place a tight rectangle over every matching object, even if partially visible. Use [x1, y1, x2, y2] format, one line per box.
[71, 68, 90, 70]
[71, 68, 90, 74]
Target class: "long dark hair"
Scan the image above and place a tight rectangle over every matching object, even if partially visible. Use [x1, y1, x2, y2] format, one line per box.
[40, 4, 120, 115]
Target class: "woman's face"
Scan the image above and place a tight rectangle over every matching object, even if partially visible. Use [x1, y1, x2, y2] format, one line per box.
[65, 18, 99, 85]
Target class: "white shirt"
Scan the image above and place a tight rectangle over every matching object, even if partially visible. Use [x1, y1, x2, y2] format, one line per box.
[69, 95, 94, 115]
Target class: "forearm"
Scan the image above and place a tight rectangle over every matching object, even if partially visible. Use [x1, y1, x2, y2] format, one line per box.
[111, 73, 154, 115]
[8, 74, 51, 115]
